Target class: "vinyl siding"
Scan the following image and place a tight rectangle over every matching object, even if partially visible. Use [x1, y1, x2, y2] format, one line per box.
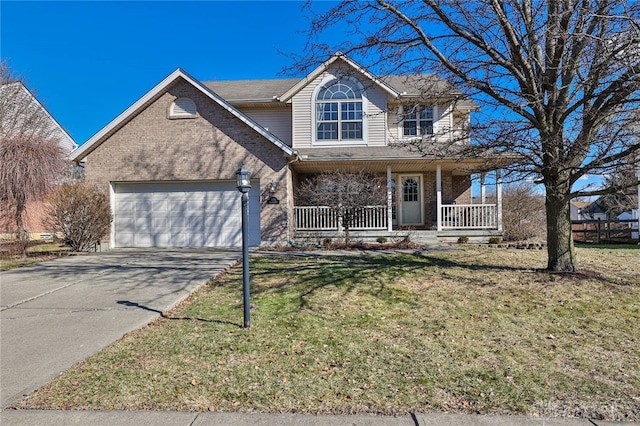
[292, 80, 314, 148]
[291, 63, 388, 148]
[240, 107, 293, 147]
[388, 101, 464, 144]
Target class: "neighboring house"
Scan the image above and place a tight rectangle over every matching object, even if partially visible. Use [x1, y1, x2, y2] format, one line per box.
[570, 201, 591, 221]
[571, 200, 608, 221]
[0, 81, 77, 239]
[71, 52, 517, 248]
[618, 209, 638, 221]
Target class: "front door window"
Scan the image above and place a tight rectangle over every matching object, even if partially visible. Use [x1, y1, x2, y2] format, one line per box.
[401, 176, 422, 224]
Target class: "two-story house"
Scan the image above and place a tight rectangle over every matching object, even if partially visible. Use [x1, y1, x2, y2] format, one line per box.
[71, 52, 515, 248]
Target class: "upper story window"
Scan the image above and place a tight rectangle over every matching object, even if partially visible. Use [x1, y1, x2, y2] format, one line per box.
[316, 79, 364, 142]
[169, 97, 197, 119]
[402, 105, 433, 137]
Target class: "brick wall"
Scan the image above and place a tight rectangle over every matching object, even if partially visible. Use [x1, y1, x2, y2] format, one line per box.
[422, 171, 472, 227]
[84, 78, 290, 244]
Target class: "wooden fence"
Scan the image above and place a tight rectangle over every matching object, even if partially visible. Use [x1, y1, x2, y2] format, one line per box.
[571, 219, 639, 243]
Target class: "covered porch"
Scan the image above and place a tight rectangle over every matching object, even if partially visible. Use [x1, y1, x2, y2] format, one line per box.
[290, 148, 504, 238]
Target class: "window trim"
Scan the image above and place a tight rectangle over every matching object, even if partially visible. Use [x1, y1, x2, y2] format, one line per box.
[398, 104, 437, 140]
[312, 75, 368, 146]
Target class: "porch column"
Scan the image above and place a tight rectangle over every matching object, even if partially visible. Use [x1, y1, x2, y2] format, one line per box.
[436, 164, 442, 231]
[387, 166, 393, 232]
[496, 169, 503, 232]
[636, 158, 640, 239]
[480, 173, 486, 204]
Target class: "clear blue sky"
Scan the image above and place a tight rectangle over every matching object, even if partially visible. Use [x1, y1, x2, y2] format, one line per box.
[0, 1, 609, 194]
[1, 1, 340, 144]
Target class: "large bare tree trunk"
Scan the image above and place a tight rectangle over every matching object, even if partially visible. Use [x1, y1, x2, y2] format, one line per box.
[545, 193, 576, 272]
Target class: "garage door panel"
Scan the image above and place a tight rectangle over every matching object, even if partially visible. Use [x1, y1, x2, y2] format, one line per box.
[170, 200, 187, 213]
[118, 200, 135, 211]
[134, 233, 153, 247]
[152, 217, 169, 228]
[117, 233, 135, 246]
[136, 200, 153, 211]
[135, 217, 153, 228]
[170, 216, 187, 229]
[115, 218, 135, 234]
[170, 233, 188, 247]
[114, 182, 260, 248]
[152, 200, 168, 211]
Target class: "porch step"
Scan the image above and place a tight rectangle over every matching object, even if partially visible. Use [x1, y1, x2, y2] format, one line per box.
[409, 231, 439, 244]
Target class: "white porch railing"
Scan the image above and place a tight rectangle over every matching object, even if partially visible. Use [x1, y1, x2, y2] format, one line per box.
[294, 206, 387, 231]
[441, 204, 498, 229]
[350, 206, 388, 230]
[294, 204, 499, 231]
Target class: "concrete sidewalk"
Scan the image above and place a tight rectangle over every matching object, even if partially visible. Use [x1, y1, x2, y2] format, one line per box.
[1, 409, 635, 426]
[0, 249, 240, 408]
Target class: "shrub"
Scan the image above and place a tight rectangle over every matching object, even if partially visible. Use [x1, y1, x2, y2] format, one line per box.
[376, 236, 388, 244]
[45, 182, 111, 251]
[502, 183, 546, 241]
[458, 236, 469, 244]
[488, 237, 501, 244]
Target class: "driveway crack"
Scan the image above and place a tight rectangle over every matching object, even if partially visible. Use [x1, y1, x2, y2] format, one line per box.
[0, 282, 78, 311]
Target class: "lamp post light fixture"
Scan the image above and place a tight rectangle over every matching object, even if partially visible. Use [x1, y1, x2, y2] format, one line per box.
[235, 164, 252, 328]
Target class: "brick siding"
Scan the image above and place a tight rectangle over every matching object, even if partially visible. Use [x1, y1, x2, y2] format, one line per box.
[83, 78, 290, 245]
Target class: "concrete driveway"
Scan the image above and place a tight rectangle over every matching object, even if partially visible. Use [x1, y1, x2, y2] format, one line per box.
[0, 248, 240, 408]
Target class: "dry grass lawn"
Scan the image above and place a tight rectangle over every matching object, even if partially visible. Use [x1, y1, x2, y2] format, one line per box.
[16, 245, 640, 421]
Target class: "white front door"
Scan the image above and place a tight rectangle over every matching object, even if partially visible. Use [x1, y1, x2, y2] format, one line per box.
[400, 175, 422, 225]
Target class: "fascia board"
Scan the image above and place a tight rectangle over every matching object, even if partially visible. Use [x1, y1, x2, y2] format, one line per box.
[278, 52, 400, 102]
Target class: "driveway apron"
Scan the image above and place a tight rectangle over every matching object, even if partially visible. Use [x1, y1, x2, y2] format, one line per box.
[0, 248, 240, 408]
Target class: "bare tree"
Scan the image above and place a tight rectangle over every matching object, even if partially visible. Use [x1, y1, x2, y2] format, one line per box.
[297, 169, 387, 243]
[595, 161, 639, 218]
[298, 0, 640, 271]
[0, 61, 68, 256]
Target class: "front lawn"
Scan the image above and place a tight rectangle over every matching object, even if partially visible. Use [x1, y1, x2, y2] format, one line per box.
[17, 246, 640, 421]
[0, 241, 72, 271]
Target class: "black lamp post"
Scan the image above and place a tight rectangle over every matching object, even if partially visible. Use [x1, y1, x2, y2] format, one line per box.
[235, 165, 252, 328]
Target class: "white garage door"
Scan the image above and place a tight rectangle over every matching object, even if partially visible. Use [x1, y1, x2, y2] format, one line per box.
[113, 181, 260, 248]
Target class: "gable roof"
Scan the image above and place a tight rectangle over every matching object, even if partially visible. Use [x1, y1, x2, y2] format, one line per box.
[278, 52, 400, 102]
[70, 69, 295, 162]
[382, 75, 479, 110]
[203, 52, 478, 109]
[0, 81, 77, 155]
[204, 78, 300, 103]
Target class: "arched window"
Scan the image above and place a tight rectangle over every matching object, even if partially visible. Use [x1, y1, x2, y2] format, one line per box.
[169, 97, 197, 118]
[315, 78, 364, 142]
